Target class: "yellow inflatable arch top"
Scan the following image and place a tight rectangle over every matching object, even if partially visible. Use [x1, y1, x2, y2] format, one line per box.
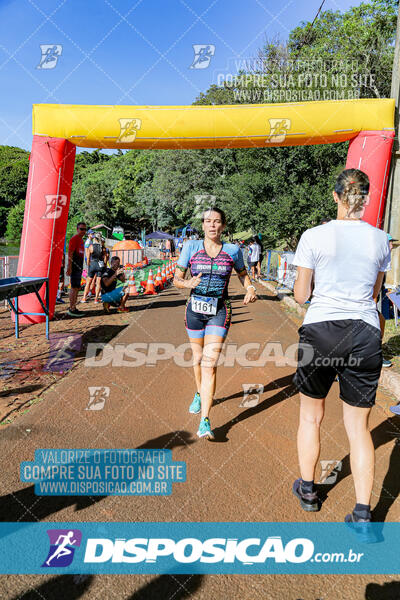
[33, 98, 394, 149]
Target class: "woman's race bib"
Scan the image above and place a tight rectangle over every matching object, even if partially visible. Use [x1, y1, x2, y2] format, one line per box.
[191, 295, 218, 315]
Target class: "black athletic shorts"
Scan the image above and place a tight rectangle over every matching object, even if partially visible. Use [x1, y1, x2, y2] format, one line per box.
[293, 319, 382, 407]
[88, 262, 103, 278]
[70, 269, 82, 289]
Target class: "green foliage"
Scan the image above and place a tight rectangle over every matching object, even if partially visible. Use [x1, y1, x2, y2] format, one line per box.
[5, 198, 25, 241]
[0, 146, 29, 236]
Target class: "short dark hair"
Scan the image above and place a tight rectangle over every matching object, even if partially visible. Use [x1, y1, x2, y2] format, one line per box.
[201, 207, 226, 225]
[111, 256, 120, 262]
[319, 217, 331, 225]
[77, 222, 86, 229]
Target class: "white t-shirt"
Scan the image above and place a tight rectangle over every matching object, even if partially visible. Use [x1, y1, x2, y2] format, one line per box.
[293, 220, 391, 330]
[249, 243, 261, 262]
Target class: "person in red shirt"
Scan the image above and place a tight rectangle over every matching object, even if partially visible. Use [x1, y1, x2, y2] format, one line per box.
[66, 222, 86, 317]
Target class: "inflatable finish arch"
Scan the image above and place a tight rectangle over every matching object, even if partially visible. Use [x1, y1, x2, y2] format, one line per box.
[18, 98, 395, 323]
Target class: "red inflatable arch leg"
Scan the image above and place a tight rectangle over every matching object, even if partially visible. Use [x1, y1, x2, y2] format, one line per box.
[345, 130, 394, 228]
[16, 135, 76, 323]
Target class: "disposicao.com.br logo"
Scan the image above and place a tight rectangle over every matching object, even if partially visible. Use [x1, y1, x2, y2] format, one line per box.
[81, 536, 363, 566]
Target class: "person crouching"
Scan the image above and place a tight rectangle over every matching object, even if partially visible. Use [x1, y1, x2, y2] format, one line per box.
[101, 256, 129, 313]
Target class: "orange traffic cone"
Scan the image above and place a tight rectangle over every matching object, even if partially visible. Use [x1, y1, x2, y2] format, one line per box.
[155, 268, 164, 291]
[140, 273, 147, 290]
[127, 276, 139, 296]
[144, 269, 157, 295]
[161, 265, 167, 285]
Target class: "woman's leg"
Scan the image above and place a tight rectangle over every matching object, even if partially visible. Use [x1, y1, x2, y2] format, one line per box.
[95, 275, 101, 301]
[200, 334, 224, 419]
[82, 277, 93, 301]
[343, 403, 374, 505]
[297, 392, 325, 481]
[189, 338, 204, 393]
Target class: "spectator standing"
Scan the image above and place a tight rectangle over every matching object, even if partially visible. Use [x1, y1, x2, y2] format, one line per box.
[292, 168, 391, 523]
[165, 238, 171, 258]
[256, 234, 264, 279]
[67, 222, 86, 317]
[81, 233, 106, 303]
[56, 253, 65, 304]
[248, 237, 261, 280]
[84, 230, 94, 265]
[102, 237, 110, 266]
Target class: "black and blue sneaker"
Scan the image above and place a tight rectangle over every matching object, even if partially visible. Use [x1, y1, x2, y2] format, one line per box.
[292, 478, 319, 512]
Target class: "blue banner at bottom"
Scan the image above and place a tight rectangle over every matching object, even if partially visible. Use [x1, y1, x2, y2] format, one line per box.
[0, 522, 398, 574]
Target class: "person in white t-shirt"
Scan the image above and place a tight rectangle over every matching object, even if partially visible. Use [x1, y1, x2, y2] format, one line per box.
[291, 168, 391, 525]
[248, 238, 261, 280]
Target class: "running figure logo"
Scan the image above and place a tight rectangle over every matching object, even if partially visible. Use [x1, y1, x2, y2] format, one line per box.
[37, 45, 62, 69]
[42, 529, 82, 567]
[318, 460, 342, 484]
[194, 194, 216, 219]
[117, 118, 142, 143]
[44, 333, 82, 373]
[190, 45, 215, 69]
[266, 118, 291, 144]
[86, 386, 110, 410]
[42, 194, 67, 220]
[239, 384, 264, 408]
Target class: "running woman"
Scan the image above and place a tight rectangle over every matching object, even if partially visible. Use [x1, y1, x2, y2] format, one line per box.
[292, 169, 391, 523]
[174, 208, 257, 439]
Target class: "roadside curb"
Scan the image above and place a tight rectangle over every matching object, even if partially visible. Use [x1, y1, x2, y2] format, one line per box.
[257, 279, 400, 402]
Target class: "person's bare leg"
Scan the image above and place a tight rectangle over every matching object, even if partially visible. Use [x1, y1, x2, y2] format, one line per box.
[90, 275, 97, 295]
[69, 288, 78, 311]
[95, 277, 101, 301]
[82, 277, 92, 302]
[120, 292, 129, 309]
[297, 393, 325, 481]
[343, 403, 374, 505]
[200, 336, 224, 419]
[189, 338, 203, 393]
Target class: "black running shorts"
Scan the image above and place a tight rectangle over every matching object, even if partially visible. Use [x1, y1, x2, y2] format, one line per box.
[293, 319, 382, 407]
[70, 269, 82, 289]
[88, 262, 103, 278]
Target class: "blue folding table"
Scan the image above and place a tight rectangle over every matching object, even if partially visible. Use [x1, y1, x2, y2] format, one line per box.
[0, 276, 50, 339]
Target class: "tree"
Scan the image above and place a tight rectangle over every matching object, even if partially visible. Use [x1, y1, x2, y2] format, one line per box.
[0, 146, 29, 236]
[5, 198, 25, 241]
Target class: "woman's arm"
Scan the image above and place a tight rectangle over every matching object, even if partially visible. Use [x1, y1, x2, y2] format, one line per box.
[373, 272, 385, 302]
[173, 267, 202, 290]
[294, 266, 314, 304]
[237, 269, 257, 305]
